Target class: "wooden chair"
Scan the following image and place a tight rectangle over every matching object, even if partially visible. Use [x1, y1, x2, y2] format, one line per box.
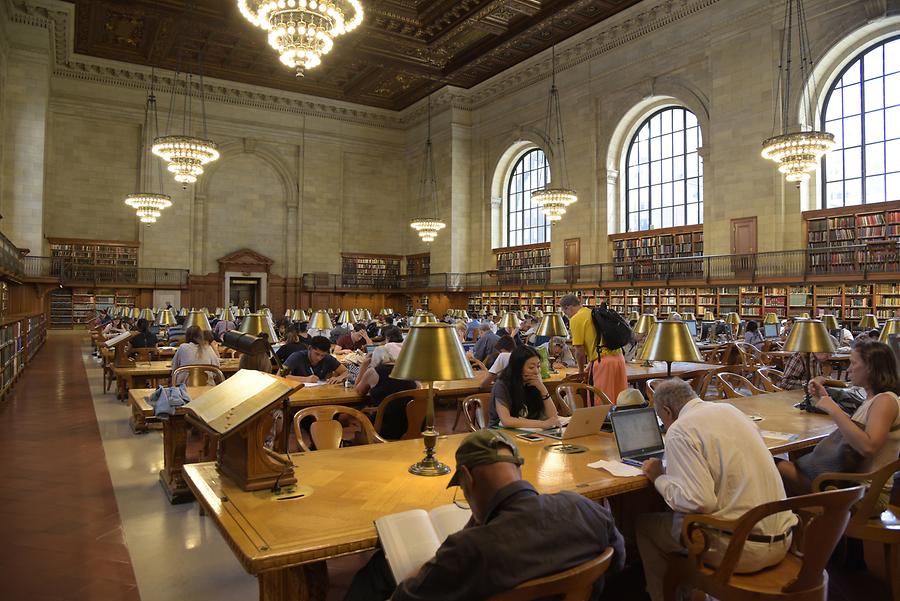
[702, 346, 728, 365]
[372, 389, 429, 440]
[645, 378, 665, 405]
[462, 393, 490, 431]
[663, 486, 865, 601]
[735, 342, 765, 368]
[468, 357, 488, 372]
[813, 458, 900, 601]
[487, 547, 615, 601]
[172, 364, 226, 387]
[715, 372, 766, 399]
[292, 405, 385, 452]
[553, 383, 611, 417]
[756, 367, 785, 393]
[100, 347, 116, 393]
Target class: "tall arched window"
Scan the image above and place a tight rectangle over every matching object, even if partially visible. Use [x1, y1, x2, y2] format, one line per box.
[822, 37, 900, 208]
[506, 149, 551, 246]
[625, 107, 703, 231]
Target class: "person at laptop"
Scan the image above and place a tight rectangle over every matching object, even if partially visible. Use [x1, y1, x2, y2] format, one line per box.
[537, 336, 576, 368]
[344, 429, 625, 601]
[488, 346, 561, 429]
[635, 378, 796, 601]
[743, 320, 764, 350]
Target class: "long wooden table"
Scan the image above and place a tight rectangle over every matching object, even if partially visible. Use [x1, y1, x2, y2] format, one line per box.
[184, 389, 831, 601]
[113, 358, 241, 400]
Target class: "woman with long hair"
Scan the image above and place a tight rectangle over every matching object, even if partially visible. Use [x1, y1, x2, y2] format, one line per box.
[170, 325, 221, 386]
[488, 345, 560, 429]
[778, 340, 900, 507]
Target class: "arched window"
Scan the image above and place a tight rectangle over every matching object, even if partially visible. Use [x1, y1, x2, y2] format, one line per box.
[506, 149, 551, 246]
[821, 37, 900, 208]
[625, 107, 703, 231]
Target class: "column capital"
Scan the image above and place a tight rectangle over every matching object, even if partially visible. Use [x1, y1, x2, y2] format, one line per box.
[490, 195, 502, 208]
[602, 169, 619, 185]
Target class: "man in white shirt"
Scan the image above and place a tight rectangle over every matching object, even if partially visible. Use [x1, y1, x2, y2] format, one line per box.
[636, 378, 796, 601]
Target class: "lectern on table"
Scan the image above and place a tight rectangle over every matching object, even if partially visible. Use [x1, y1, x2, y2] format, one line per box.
[185, 369, 303, 491]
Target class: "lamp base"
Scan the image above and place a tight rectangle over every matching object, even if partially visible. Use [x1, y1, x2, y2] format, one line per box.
[408, 429, 451, 477]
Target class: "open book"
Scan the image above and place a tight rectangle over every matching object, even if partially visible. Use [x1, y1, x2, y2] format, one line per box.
[375, 504, 472, 584]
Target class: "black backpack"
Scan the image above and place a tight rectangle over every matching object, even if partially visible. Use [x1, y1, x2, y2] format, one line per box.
[590, 303, 632, 353]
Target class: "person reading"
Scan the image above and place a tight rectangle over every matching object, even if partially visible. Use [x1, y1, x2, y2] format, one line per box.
[130, 318, 158, 349]
[344, 429, 625, 601]
[334, 323, 373, 354]
[170, 325, 221, 386]
[281, 335, 347, 384]
[537, 336, 576, 368]
[487, 345, 560, 429]
[635, 378, 796, 601]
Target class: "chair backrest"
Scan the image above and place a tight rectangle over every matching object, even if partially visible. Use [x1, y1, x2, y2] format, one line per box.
[813, 457, 900, 531]
[645, 378, 665, 405]
[714, 372, 765, 399]
[554, 383, 611, 416]
[292, 405, 385, 452]
[373, 389, 430, 440]
[755, 367, 784, 392]
[486, 547, 615, 601]
[734, 342, 763, 366]
[131, 347, 156, 362]
[172, 364, 226, 386]
[462, 393, 490, 431]
[468, 358, 488, 372]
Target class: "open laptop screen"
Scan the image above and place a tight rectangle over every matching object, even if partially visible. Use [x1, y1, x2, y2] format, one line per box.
[763, 324, 778, 338]
[685, 321, 697, 337]
[611, 408, 664, 456]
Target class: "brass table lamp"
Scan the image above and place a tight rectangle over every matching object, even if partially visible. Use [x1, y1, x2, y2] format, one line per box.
[391, 323, 474, 476]
[184, 310, 212, 332]
[799, 312, 811, 319]
[821, 314, 839, 332]
[158, 309, 177, 327]
[879, 318, 900, 344]
[638, 319, 703, 377]
[682, 312, 696, 322]
[129, 307, 141, 320]
[291, 309, 309, 322]
[764, 312, 780, 325]
[413, 313, 439, 325]
[139, 308, 155, 322]
[536, 314, 568, 337]
[221, 307, 236, 322]
[783, 319, 836, 410]
[703, 310, 716, 321]
[240, 313, 279, 342]
[633, 314, 658, 366]
[498, 312, 519, 330]
[309, 310, 334, 332]
[178, 307, 188, 317]
[859, 314, 879, 331]
[337, 310, 354, 325]
[627, 311, 640, 322]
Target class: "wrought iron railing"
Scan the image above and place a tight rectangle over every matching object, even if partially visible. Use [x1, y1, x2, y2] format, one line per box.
[24, 256, 188, 287]
[0, 231, 24, 276]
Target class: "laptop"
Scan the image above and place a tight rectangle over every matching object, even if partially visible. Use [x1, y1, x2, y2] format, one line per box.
[540, 405, 611, 440]
[610, 407, 665, 467]
[684, 320, 697, 337]
[763, 324, 779, 338]
[365, 344, 379, 354]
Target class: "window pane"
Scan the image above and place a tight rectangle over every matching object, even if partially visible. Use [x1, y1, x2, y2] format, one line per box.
[866, 175, 886, 203]
[843, 84, 862, 115]
[865, 46, 884, 80]
[865, 110, 885, 142]
[843, 115, 862, 147]
[844, 147, 862, 179]
[845, 179, 863, 205]
[505, 149, 550, 245]
[866, 142, 885, 175]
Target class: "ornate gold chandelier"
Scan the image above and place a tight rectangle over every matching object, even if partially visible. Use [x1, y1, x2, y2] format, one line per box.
[761, 0, 835, 182]
[237, 0, 364, 75]
[125, 73, 172, 224]
[410, 95, 446, 244]
[531, 43, 577, 222]
[152, 135, 219, 184]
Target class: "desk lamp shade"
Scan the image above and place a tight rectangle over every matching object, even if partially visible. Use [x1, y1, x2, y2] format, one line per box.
[240, 313, 279, 342]
[128, 307, 140, 320]
[380, 308, 392, 316]
[391, 323, 474, 477]
[360, 309, 373, 321]
[783, 320, 836, 353]
[799, 312, 811, 319]
[516, 311, 526, 321]
[639, 320, 703, 376]
[138, 308, 155, 322]
[627, 311, 640, 322]
[221, 307, 235, 322]
[291, 309, 309, 322]
[337, 310, 354, 325]
[703, 310, 716, 321]
[821, 315, 839, 331]
[185, 310, 212, 332]
[413, 313, 439, 325]
[764, 312, 780, 325]
[879, 319, 900, 343]
[536, 314, 568, 338]
[859, 314, 879, 330]
[489, 308, 498, 317]
[498, 312, 519, 330]
[178, 307, 188, 317]
[633, 314, 658, 335]
[284, 309, 292, 318]
[158, 309, 177, 327]
[682, 312, 696, 322]
[309, 310, 334, 331]
[726, 312, 741, 326]
[200, 307, 211, 318]
[215, 307, 223, 318]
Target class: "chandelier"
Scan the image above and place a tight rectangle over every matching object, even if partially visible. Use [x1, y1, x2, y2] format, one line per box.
[410, 95, 446, 244]
[761, 0, 835, 182]
[531, 43, 577, 222]
[237, 0, 364, 76]
[124, 72, 172, 224]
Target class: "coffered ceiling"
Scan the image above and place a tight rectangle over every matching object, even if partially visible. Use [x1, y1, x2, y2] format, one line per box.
[69, 0, 644, 110]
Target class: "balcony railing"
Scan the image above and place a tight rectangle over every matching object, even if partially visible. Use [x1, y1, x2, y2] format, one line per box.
[0, 231, 24, 276]
[24, 256, 188, 287]
[302, 244, 900, 292]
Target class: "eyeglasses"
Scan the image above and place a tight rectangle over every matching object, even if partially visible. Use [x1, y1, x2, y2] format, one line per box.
[452, 486, 469, 510]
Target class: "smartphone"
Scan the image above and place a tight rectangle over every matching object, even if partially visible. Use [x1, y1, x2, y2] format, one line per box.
[515, 433, 544, 442]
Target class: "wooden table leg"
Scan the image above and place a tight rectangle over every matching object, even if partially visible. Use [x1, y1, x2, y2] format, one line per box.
[258, 562, 329, 601]
[158, 413, 193, 504]
[129, 401, 149, 434]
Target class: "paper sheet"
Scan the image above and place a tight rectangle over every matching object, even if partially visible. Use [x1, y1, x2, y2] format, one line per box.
[759, 430, 799, 442]
[587, 459, 644, 477]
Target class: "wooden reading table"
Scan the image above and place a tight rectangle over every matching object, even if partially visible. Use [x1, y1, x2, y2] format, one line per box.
[184, 389, 831, 601]
[113, 358, 241, 400]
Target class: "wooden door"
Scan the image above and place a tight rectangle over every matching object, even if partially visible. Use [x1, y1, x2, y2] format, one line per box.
[564, 238, 580, 284]
[731, 217, 757, 276]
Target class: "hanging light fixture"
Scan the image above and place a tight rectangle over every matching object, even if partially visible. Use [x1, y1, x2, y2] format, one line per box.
[237, 0, 364, 77]
[410, 95, 446, 244]
[124, 71, 172, 224]
[761, 0, 835, 182]
[531, 43, 577, 222]
[153, 13, 219, 187]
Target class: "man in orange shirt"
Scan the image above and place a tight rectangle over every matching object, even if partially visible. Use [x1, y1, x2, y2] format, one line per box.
[560, 294, 627, 404]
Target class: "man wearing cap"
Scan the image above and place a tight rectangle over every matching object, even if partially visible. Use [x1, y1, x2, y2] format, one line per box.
[345, 429, 624, 601]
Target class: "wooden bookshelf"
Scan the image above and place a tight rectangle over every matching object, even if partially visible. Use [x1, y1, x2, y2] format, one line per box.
[609, 224, 703, 279]
[495, 243, 550, 285]
[406, 253, 431, 278]
[341, 253, 401, 289]
[804, 201, 900, 274]
[0, 312, 46, 402]
[48, 237, 139, 281]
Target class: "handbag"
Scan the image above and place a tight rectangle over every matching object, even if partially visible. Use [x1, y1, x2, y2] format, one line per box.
[795, 422, 865, 482]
